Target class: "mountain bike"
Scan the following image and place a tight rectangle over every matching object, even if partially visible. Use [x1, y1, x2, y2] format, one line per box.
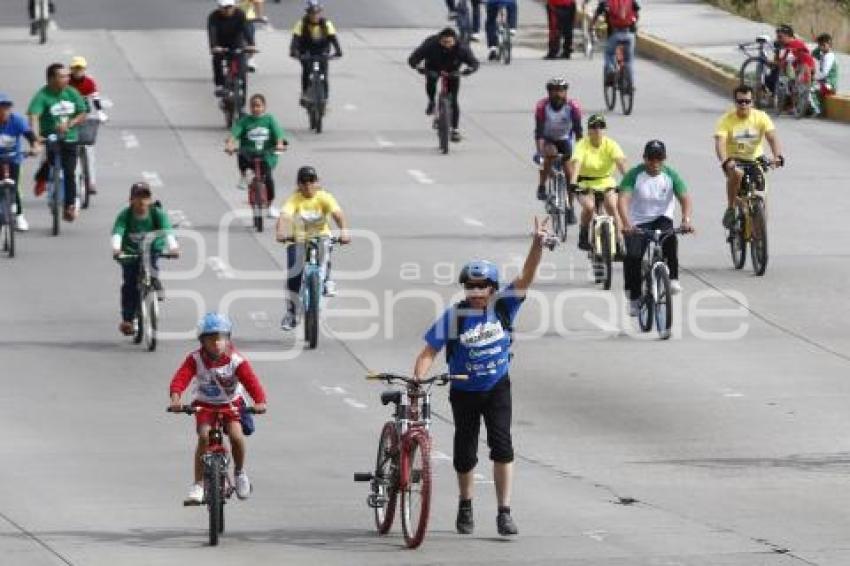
[45, 134, 72, 236]
[424, 70, 461, 155]
[738, 37, 777, 109]
[354, 372, 467, 549]
[168, 404, 261, 547]
[540, 155, 571, 244]
[300, 54, 336, 134]
[217, 47, 256, 128]
[116, 248, 177, 351]
[75, 116, 100, 210]
[633, 227, 688, 339]
[728, 157, 776, 276]
[604, 41, 633, 115]
[588, 192, 617, 290]
[33, 0, 50, 44]
[0, 156, 17, 259]
[496, 5, 512, 64]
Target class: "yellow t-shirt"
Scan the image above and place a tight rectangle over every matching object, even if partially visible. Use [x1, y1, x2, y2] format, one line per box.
[280, 189, 341, 238]
[239, 1, 256, 20]
[292, 19, 337, 40]
[572, 136, 625, 191]
[714, 109, 775, 161]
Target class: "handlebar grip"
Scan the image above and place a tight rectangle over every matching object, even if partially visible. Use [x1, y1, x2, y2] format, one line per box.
[365, 373, 384, 380]
[449, 374, 469, 381]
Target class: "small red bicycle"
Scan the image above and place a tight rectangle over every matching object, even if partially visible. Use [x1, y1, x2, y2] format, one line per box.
[354, 372, 465, 549]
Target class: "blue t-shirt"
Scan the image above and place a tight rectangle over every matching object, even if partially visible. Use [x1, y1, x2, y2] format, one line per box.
[0, 112, 32, 165]
[424, 284, 524, 392]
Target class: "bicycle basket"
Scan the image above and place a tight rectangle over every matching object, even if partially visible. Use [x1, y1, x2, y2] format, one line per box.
[77, 117, 101, 146]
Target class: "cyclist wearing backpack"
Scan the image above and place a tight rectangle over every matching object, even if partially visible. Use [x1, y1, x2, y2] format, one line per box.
[290, 1, 343, 106]
[593, 0, 640, 90]
[412, 216, 550, 538]
[111, 182, 179, 336]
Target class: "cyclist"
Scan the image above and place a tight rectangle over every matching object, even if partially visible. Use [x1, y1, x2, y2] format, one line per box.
[224, 93, 288, 218]
[812, 33, 838, 117]
[0, 93, 39, 232]
[618, 140, 693, 314]
[409, 27, 479, 143]
[568, 113, 627, 252]
[111, 182, 180, 336]
[533, 77, 582, 223]
[290, 1, 343, 106]
[275, 166, 351, 331]
[169, 312, 268, 504]
[592, 0, 640, 90]
[69, 56, 106, 195]
[239, 0, 266, 71]
[714, 84, 784, 229]
[27, 62, 87, 222]
[208, 0, 254, 97]
[412, 216, 550, 537]
[28, 0, 55, 35]
[484, 0, 517, 61]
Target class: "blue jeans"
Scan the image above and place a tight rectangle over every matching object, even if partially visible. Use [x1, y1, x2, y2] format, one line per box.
[605, 30, 635, 87]
[485, 1, 517, 48]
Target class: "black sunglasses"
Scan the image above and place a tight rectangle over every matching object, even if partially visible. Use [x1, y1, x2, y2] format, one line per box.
[735, 98, 753, 105]
[464, 281, 492, 290]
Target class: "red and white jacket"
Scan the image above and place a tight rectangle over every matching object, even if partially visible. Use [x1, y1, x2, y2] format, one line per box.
[169, 347, 267, 406]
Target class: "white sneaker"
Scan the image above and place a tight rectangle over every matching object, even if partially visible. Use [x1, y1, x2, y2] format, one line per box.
[266, 207, 279, 219]
[670, 280, 682, 295]
[323, 280, 337, 297]
[15, 214, 29, 232]
[470, 32, 481, 42]
[629, 299, 640, 317]
[237, 171, 253, 191]
[186, 482, 204, 504]
[509, 28, 517, 36]
[235, 471, 252, 499]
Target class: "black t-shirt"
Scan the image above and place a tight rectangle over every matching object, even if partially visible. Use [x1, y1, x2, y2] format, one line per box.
[208, 9, 252, 49]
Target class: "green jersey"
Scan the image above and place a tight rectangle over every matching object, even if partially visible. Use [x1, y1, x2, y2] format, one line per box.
[112, 206, 174, 255]
[26, 86, 87, 142]
[231, 113, 287, 168]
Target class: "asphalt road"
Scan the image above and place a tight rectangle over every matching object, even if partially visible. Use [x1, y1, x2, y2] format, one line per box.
[2, 1, 850, 565]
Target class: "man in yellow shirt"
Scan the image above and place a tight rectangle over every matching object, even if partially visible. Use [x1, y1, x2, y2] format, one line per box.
[275, 165, 350, 330]
[568, 114, 628, 252]
[714, 84, 784, 228]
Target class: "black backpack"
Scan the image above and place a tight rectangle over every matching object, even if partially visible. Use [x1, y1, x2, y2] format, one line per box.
[445, 297, 514, 365]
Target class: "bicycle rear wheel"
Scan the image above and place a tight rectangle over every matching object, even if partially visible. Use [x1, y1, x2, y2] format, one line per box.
[400, 433, 431, 549]
[373, 422, 399, 534]
[304, 271, 321, 349]
[653, 265, 672, 339]
[79, 147, 91, 210]
[207, 462, 223, 546]
[619, 72, 634, 115]
[750, 198, 768, 276]
[438, 97, 450, 154]
[729, 205, 747, 269]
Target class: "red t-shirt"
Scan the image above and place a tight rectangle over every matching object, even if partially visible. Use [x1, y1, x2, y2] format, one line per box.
[170, 347, 267, 405]
[70, 75, 99, 98]
[548, 0, 574, 7]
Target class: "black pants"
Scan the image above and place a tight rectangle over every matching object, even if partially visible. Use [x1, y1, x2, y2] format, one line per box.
[547, 4, 576, 57]
[212, 51, 245, 88]
[121, 255, 160, 322]
[426, 74, 461, 129]
[300, 58, 329, 97]
[238, 154, 275, 201]
[28, 0, 55, 19]
[623, 216, 679, 301]
[449, 376, 514, 474]
[36, 142, 77, 206]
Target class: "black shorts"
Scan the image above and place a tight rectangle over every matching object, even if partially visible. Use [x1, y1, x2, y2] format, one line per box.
[543, 139, 572, 159]
[449, 375, 513, 473]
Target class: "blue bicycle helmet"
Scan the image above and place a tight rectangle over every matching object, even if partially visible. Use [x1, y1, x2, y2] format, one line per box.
[197, 312, 233, 338]
[459, 260, 499, 289]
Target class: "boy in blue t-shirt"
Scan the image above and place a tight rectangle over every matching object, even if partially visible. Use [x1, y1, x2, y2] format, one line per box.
[414, 216, 549, 538]
[0, 93, 39, 231]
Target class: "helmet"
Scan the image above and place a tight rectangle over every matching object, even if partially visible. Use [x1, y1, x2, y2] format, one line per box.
[643, 139, 667, 160]
[70, 56, 87, 69]
[776, 24, 794, 36]
[217, 0, 236, 7]
[197, 312, 233, 338]
[458, 260, 499, 290]
[297, 165, 318, 184]
[305, 0, 322, 12]
[0, 93, 13, 107]
[587, 113, 607, 129]
[546, 77, 569, 91]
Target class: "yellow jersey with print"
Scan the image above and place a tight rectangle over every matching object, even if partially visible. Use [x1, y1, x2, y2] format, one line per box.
[280, 189, 341, 239]
[239, 0, 256, 20]
[572, 136, 625, 191]
[292, 19, 337, 41]
[714, 109, 775, 162]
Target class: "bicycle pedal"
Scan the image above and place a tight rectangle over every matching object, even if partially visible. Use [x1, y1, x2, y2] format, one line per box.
[353, 472, 373, 482]
[367, 493, 388, 508]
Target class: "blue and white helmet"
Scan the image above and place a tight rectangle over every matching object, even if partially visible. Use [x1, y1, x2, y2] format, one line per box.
[305, 0, 322, 12]
[197, 312, 233, 338]
[459, 260, 499, 290]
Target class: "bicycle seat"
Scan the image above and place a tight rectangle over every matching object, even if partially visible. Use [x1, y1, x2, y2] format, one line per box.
[381, 390, 402, 406]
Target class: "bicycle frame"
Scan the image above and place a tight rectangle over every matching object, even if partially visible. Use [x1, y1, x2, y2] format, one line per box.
[300, 236, 333, 311]
[641, 231, 671, 300]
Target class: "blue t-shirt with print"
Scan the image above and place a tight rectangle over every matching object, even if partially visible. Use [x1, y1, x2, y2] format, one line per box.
[424, 284, 524, 392]
[0, 112, 31, 165]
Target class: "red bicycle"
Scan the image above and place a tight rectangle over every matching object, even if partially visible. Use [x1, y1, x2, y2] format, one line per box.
[240, 150, 271, 233]
[354, 372, 466, 549]
[168, 403, 260, 546]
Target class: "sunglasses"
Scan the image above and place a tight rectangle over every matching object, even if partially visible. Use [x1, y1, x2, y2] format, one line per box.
[464, 281, 492, 290]
[735, 98, 753, 105]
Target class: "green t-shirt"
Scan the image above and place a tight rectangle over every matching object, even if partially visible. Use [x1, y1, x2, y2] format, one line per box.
[26, 86, 88, 142]
[231, 113, 287, 168]
[619, 164, 687, 225]
[112, 206, 173, 255]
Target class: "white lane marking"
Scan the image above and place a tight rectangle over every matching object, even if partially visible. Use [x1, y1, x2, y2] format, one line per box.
[473, 473, 493, 484]
[168, 209, 190, 228]
[142, 171, 163, 188]
[375, 136, 395, 148]
[207, 256, 234, 279]
[433, 451, 452, 461]
[720, 388, 744, 398]
[320, 385, 346, 395]
[463, 217, 484, 227]
[583, 530, 608, 542]
[407, 169, 434, 185]
[50, 21, 60, 32]
[121, 131, 139, 149]
[248, 311, 272, 329]
[343, 398, 367, 409]
[343, 103, 357, 111]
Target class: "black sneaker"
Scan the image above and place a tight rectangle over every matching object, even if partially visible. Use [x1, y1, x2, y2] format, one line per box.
[425, 100, 435, 116]
[536, 185, 546, 201]
[566, 208, 577, 225]
[456, 502, 474, 535]
[543, 53, 559, 60]
[450, 129, 462, 143]
[578, 228, 591, 251]
[497, 510, 518, 536]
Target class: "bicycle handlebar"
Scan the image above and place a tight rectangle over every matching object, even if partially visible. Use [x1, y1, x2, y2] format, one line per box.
[629, 226, 692, 238]
[278, 235, 345, 245]
[213, 46, 259, 54]
[366, 372, 468, 386]
[167, 404, 262, 415]
[115, 252, 179, 261]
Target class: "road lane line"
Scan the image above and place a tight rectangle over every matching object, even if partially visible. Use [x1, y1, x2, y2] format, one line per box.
[206, 256, 234, 279]
[407, 169, 434, 185]
[473, 473, 493, 484]
[343, 398, 367, 409]
[141, 171, 163, 188]
[121, 131, 139, 149]
[463, 216, 484, 227]
[433, 451, 452, 461]
[319, 385, 346, 395]
[375, 136, 395, 148]
[343, 103, 358, 111]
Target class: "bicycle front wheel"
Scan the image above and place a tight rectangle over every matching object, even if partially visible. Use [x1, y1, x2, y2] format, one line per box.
[249, 180, 264, 232]
[557, 178, 568, 242]
[637, 263, 653, 332]
[374, 421, 399, 534]
[79, 147, 91, 210]
[438, 97, 450, 154]
[133, 289, 145, 345]
[51, 172, 61, 236]
[304, 271, 321, 349]
[603, 71, 616, 110]
[653, 265, 672, 339]
[1, 196, 14, 258]
[750, 198, 768, 276]
[600, 223, 613, 290]
[144, 291, 158, 352]
[619, 72, 634, 115]
[400, 433, 431, 549]
[207, 463, 223, 546]
[729, 205, 747, 270]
